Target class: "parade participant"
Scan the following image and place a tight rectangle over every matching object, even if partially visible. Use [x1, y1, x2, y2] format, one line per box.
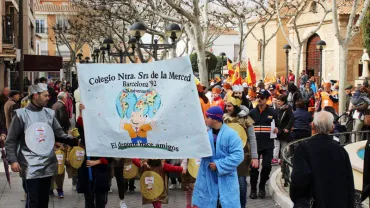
[301, 81, 315, 110]
[4, 90, 21, 130]
[0, 87, 9, 132]
[211, 86, 225, 110]
[181, 158, 197, 208]
[267, 84, 280, 108]
[320, 82, 339, 113]
[196, 78, 210, 119]
[223, 83, 233, 101]
[299, 70, 308, 89]
[111, 158, 128, 208]
[75, 107, 112, 208]
[291, 100, 312, 141]
[224, 95, 258, 208]
[290, 111, 354, 208]
[288, 70, 295, 83]
[287, 83, 301, 110]
[192, 106, 243, 208]
[131, 159, 183, 208]
[50, 92, 71, 198]
[248, 89, 279, 199]
[232, 85, 253, 110]
[5, 83, 78, 208]
[248, 87, 258, 108]
[275, 95, 294, 186]
[309, 76, 318, 93]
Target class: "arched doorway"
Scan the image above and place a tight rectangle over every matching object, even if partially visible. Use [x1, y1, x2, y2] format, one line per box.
[306, 34, 321, 78]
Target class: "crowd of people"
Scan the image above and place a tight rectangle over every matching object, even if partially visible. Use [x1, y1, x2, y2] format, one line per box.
[0, 69, 370, 208]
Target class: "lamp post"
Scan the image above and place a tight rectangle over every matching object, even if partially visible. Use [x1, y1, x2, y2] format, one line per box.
[102, 37, 135, 63]
[129, 22, 181, 62]
[316, 40, 326, 87]
[283, 44, 291, 84]
[220, 52, 226, 78]
[100, 46, 106, 63]
[92, 48, 100, 63]
[76, 53, 83, 63]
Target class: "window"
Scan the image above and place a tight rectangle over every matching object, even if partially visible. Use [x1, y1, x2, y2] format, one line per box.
[36, 20, 45, 33]
[56, 16, 69, 29]
[258, 41, 262, 61]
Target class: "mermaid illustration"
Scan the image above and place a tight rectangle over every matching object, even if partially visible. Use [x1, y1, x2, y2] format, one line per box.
[116, 88, 161, 144]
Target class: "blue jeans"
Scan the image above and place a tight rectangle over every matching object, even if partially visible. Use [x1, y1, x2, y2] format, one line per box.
[238, 176, 247, 208]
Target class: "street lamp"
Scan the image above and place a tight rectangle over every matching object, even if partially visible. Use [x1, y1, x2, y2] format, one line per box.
[102, 37, 135, 63]
[283, 44, 291, 84]
[100, 46, 106, 63]
[92, 48, 100, 63]
[129, 22, 181, 61]
[220, 52, 226, 77]
[84, 57, 90, 63]
[316, 40, 326, 86]
[76, 53, 83, 63]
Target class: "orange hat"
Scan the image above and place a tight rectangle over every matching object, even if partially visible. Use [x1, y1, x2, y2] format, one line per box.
[223, 83, 232, 90]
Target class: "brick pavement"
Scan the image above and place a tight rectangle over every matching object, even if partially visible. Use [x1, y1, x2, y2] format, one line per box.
[0, 165, 280, 208]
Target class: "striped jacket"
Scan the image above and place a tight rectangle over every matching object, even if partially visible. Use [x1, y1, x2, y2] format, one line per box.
[249, 106, 280, 151]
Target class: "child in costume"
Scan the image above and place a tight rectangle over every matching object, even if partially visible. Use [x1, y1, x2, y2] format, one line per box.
[132, 159, 183, 208]
[181, 158, 201, 208]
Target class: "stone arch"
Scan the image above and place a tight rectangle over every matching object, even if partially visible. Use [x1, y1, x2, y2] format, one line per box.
[306, 33, 321, 78]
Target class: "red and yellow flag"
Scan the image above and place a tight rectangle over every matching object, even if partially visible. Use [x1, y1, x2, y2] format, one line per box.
[247, 59, 256, 86]
[227, 59, 234, 77]
[232, 62, 242, 85]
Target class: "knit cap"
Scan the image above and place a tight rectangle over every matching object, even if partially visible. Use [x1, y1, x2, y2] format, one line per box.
[205, 106, 224, 122]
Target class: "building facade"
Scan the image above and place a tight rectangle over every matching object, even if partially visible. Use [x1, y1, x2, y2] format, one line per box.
[0, 0, 37, 91]
[245, 2, 364, 84]
[35, 0, 91, 81]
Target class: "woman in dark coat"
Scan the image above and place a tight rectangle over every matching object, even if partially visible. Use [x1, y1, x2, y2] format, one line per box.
[276, 94, 294, 187]
[76, 105, 112, 208]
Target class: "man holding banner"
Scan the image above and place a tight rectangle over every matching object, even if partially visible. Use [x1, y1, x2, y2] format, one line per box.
[192, 106, 244, 208]
[5, 83, 78, 208]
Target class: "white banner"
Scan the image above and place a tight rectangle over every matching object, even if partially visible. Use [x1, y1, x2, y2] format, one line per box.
[77, 56, 212, 158]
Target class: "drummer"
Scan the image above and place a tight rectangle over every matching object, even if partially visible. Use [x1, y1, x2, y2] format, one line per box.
[131, 158, 183, 208]
[224, 95, 258, 208]
[5, 83, 78, 208]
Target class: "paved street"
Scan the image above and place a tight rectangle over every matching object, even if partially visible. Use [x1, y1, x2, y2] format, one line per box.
[0, 162, 280, 208]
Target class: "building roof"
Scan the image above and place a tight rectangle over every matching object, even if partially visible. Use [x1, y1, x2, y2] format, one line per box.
[333, 0, 365, 15]
[35, 0, 80, 13]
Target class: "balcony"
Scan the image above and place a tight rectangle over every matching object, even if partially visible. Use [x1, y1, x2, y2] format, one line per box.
[41, 50, 71, 57]
[2, 14, 15, 45]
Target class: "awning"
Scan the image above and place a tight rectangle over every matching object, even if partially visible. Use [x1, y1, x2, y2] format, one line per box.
[24, 55, 63, 72]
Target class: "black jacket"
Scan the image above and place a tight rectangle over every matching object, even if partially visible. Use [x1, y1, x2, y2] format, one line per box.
[249, 106, 280, 151]
[290, 134, 354, 208]
[76, 117, 112, 194]
[277, 105, 294, 142]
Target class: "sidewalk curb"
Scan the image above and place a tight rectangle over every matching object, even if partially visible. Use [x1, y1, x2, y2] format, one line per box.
[269, 168, 293, 208]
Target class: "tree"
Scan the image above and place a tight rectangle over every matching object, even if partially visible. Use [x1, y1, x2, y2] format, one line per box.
[215, 56, 232, 74]
[214, 0, 260, 62]
[331, 0, 370, 115]
[275, 0, 331, 85]
[50, 14, 98, 81]
[362, 8, 370, 52]
[248, 0, 283, 78]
